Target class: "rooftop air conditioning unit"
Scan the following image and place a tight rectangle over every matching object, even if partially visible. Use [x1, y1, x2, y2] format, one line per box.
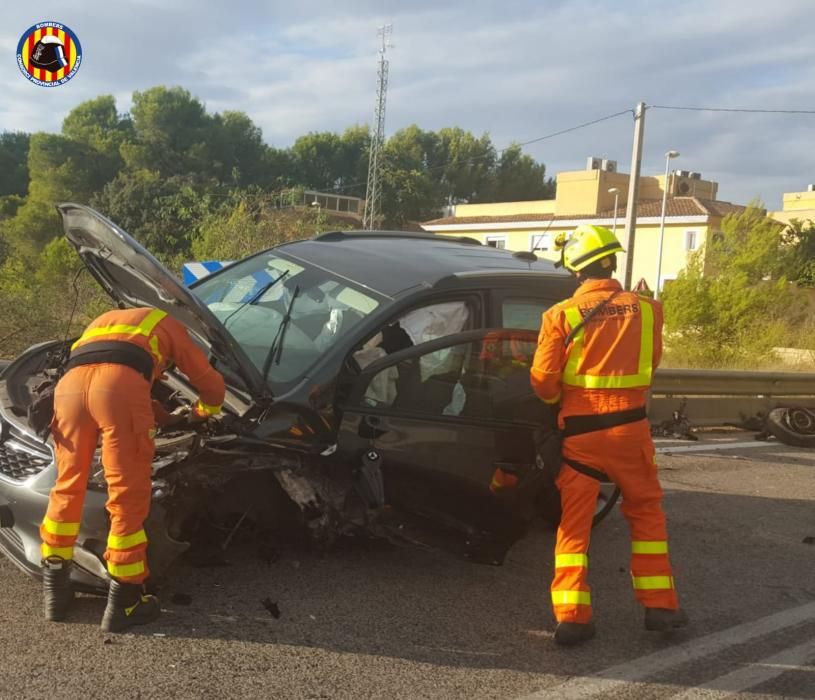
[676, 170, 691, 178]
[807, 184, 815, 192]
[601, 159, 617, 173]
[587, 156, 602, 170]
[689, 172, 702, 180]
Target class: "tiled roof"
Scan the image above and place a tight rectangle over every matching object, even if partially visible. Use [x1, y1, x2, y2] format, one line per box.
[423, 197, 749, 227]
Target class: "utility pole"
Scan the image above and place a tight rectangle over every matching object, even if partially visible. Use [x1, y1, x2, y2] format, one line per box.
[619, 102, 646, 289]
[363, 25, 392, 230]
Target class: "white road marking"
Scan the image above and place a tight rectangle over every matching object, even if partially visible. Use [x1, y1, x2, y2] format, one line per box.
[668, 637, 815, 698]
[516, 601, 815, 699]
[655, 441, 775, 454]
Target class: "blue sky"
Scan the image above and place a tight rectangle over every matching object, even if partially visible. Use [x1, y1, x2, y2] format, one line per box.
[2, 0, 814, 208]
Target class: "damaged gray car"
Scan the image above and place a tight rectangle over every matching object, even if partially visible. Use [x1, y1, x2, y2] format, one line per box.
[0, 204, 620, 592]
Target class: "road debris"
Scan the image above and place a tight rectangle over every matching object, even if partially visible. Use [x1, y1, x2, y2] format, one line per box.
[652, 399, 698, 441]
[261, 597, 281, 619]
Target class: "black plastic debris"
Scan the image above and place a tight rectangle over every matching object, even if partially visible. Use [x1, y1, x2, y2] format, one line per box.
[802, 536, 815, 545]
[652, 399, 698, 441]
[171, 593, 193, 605]
[261, 597, 281, 619]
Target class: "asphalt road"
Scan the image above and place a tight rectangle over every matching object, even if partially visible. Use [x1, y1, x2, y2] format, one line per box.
[1, 431, 814, 700]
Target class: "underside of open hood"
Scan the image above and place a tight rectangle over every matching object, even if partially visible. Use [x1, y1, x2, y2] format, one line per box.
[58, 203, 271, 400]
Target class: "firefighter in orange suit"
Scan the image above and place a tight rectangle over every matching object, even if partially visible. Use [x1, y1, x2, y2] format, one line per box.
[40, 307, 225, 632]
[530, 225, 688, 646]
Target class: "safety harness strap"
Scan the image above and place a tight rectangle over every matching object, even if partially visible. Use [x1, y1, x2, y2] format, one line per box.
[562, 406, 647, 438]
[66, 341, 154, 382]
[562, 456, 613, 483]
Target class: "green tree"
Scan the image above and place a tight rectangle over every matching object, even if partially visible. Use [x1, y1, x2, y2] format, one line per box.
[781, 218, 815, 287]
[89, 170, 222, 261]
[121, 86, 213, 177]
[62, 95, 133, 162]
[480, 144, 553, 202]
[192, 199, 336, 261]
[0, 132, 30, 198]
[431, 127, 496, 203]
[661, 206, 809, 367]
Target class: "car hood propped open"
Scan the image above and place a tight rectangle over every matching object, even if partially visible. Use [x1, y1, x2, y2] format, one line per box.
[58, 203, 271, 400]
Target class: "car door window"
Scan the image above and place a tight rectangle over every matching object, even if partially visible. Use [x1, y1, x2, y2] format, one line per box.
[354, 330, 543, 425]
[353, 299, 474, 376]
[501, 298, 557, 330]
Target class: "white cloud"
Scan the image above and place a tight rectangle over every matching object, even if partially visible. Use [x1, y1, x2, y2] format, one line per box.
[0, 0, 813, 207]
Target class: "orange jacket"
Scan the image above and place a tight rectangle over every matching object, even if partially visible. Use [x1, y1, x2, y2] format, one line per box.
[530, 279, 663, 419]
[71, 307, 226, 416]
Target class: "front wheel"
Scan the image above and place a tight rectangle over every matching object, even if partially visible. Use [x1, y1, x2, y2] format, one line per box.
[538, 482, 621, 529]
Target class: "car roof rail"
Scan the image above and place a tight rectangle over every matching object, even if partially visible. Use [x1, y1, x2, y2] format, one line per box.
[313, 230, 482, 246]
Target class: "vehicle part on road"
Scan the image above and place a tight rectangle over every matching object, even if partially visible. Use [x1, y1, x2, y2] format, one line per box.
[261, 597, 281, 619]
[765, 406, 815, 447]
[651, 398, 697, 441]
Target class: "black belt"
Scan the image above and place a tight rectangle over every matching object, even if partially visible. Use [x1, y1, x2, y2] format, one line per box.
[65, 341, 154, 382]
[562, 406, 647, 438]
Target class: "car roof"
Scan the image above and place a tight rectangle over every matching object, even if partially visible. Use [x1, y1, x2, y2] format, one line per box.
[277, 231, 570, 297]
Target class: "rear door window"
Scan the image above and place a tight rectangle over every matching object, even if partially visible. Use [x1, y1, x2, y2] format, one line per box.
[501, 298, 556, 330]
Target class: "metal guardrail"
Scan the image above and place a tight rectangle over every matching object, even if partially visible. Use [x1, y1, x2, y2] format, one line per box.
[650, 368, 815, 427]
[652, 368, 815, 397]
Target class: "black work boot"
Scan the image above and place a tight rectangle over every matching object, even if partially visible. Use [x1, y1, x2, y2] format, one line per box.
[100, 579, 160, 633]
[554, 620, 596, 646]
[42, 556, 74, 622]
[645, 607, 689, 631]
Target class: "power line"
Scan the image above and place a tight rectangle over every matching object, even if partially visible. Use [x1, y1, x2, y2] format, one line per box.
[515, 109, 634, 148]
[322, 107, 634, 195]
[650, 104, 815, 115]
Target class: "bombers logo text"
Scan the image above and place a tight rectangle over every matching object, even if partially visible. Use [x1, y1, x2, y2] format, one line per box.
[16, 22, 82, 87]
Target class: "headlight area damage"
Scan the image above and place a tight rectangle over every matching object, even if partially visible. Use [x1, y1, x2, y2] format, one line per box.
[0, 340, 381, 593]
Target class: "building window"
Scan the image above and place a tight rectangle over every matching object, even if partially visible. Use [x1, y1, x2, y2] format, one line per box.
[485, 235, 507, 249]
[529, 232, 550, 252]
[685, 230, 698, 251]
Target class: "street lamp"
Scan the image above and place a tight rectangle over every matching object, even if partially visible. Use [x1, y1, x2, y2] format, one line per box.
[655, 150, 680, 299]
[608, 187, 620, 235]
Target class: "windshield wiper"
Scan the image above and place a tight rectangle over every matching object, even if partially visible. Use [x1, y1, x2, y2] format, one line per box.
[220, 269, 290, 329]
[262, 284, 300, 381]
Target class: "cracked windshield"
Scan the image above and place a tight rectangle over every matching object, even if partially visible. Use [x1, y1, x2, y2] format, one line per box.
[192, 252, 380, 387]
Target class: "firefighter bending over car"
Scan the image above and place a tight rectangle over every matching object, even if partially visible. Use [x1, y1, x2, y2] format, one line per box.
[40, 307, 225, 633]
[531, 224, 688, 647]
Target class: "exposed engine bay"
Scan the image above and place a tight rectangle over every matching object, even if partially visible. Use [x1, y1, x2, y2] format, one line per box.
[0, 340, 386, 590]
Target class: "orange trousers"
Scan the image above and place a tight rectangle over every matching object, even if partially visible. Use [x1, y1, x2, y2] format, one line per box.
[40, 364, 155, 584]
[551, 419, 679, 623]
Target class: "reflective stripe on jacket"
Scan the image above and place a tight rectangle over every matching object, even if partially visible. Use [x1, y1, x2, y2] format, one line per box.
[530, 279, 663, 419]
[71, 307, 226, 416]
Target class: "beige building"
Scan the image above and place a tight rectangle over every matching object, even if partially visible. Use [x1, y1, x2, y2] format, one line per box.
[422, 159, 746, 291]
[770, 186, 815, 226]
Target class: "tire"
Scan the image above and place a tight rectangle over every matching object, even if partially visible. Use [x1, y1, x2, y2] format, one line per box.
[766, 407, 815, 448]
[538, 482, 621, 529]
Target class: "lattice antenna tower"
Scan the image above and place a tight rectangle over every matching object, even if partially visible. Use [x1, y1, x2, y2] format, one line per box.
[363, 24, 392, 230]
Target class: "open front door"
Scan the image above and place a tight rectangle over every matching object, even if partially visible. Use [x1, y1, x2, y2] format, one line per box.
[337, 328, 557, 560]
